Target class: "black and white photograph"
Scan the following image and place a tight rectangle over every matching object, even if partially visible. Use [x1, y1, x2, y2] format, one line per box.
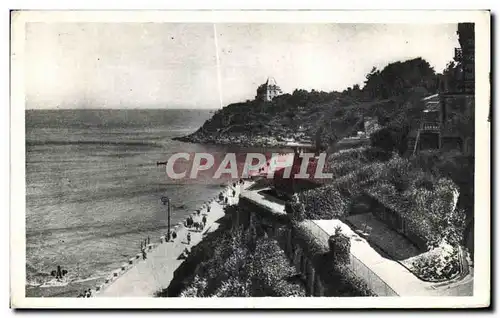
[9, 10, 490, 309]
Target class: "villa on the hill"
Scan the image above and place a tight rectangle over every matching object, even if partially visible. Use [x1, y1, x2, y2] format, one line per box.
[256, 77, 284, 102]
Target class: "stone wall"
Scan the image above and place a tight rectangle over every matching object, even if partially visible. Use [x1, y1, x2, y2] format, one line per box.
[235, 197, 397, 296]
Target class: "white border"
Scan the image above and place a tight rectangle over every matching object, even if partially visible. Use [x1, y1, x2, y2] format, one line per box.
[10, 10, 491, 309]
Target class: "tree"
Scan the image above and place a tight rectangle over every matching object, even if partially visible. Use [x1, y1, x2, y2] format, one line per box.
[370, 123, 410, 156]
[328, 226, 351, 266]
[362, 58, 436, 99]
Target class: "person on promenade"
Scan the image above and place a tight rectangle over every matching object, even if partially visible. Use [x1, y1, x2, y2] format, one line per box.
[172, 231, 177, 240]
[232, 189, 236, 197]
[56, 265, 62, 280]
[142, 248, 147, 260]
[202, 215, 207, 228]
[187, 232, 191, 245]
[207, 204, 211, 213]
[180, 247, 189, 259]
[147, 236, 150, 245]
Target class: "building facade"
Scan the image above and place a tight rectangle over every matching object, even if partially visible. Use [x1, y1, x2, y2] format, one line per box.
[256, 77, 284, 102]
[411, 23, 475, 155]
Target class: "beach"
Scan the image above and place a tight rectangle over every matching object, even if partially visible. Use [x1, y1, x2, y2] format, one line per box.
[25, 109, 230, 297]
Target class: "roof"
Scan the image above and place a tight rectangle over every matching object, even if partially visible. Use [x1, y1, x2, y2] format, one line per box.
[421, 94, 441, 112]
[423, 101, 440, 112]
[421, 93, 439, 102]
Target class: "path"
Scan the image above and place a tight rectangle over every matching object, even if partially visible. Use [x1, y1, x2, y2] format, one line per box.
[95, 181, 250, 297]
[310, 219, 473, 296]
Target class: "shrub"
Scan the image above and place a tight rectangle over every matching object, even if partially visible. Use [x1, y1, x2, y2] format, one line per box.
[285, 195, 307, 221]
[362, 147, 393, 162]
[370, 127, 395, 152]
[317, 256, 375, 297]
[328, 226, 351, 266]
[370, 124, 410, 155]
[291, 221, 329, 257]
[299, 185, 351, 220]
[378, 157, 413, 192]
[176, 226, 306, 297]
[407, 244, 461, 281]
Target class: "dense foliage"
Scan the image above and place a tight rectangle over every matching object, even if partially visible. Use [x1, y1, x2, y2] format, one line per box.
[177, 227, 306, 297]
[177, 57, 441, 150]
[360, 58, 437, 99]
[290, 147, 467, 251]
[328, 226, 351, 266]
[291, 221, 374, 296]
[403, 243, 462, 282]
[370, 124, 410, 155]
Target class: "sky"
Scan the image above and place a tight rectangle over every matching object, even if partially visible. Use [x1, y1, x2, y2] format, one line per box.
[25, 23, 459, 109]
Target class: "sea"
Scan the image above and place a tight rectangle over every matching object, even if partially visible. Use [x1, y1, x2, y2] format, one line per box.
[25, 109, 247, 297]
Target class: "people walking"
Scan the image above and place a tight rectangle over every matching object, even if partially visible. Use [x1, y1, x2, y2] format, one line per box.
[142, 248, 147, 260]
[187, 232, 191, 245]
[202, 215, 207, 228]
[172, 231, 177, 240]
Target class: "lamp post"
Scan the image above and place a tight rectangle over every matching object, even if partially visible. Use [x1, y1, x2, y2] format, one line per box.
[161, 196, 171, 242]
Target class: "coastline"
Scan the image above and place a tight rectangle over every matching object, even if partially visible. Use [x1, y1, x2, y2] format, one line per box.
[173, 133, 314, 149]
[91, 180, 252, 297]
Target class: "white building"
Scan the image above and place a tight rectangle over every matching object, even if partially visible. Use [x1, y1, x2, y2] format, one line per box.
[256, 77, 283, 102]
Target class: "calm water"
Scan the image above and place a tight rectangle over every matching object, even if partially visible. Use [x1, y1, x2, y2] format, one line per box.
[25, 109, 236, 297]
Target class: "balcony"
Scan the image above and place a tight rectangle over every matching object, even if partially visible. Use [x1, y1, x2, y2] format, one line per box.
[454, 48, 463, 61]
[420, 122, 441, 131]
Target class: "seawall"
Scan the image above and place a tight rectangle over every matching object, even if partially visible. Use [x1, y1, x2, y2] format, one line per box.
[86, 181, 250, 297]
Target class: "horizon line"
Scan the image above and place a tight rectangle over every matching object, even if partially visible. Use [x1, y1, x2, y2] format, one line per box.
[24, 108, 221, 111]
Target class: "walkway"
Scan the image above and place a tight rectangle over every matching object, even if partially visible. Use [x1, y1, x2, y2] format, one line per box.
[309, 219, 473, 296]
[95, 181, 251, 297]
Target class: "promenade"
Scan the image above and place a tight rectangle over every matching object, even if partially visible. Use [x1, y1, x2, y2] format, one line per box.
[306, 219, 473, 296]
[95, 181, 249, 297]
[240, 185, 473, 297]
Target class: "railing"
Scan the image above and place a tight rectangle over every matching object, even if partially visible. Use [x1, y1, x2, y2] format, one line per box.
[302, 220, 398, 297]
[421, 122, 441, 131]
[348, 253, 398, 296]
